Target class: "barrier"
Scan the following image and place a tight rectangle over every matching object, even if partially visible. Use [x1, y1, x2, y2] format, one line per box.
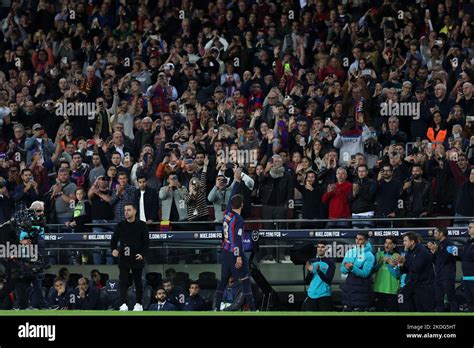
[42, 226, 469, 243]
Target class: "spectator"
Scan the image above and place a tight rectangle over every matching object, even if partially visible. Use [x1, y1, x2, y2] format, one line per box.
[183, 282, 206, 311]
[349, 164, 376, 228]
[215, 277, 244, 311]
[88, 153, 106, 187]
[460, 221, 474, 312]
[377, 117, 408, 149]
[110, 172, 136, 222]
[65, 187, 92, 232]
[401, 164, 432, 223]
[162, 279, 186, 310]
[398, 232, 435, 312]
[184, 157, 209, 223]
[295, 170, 324, 226]
[70, 152, 90, 188]
[302, 241, 335, 311]
[427, 227, 458, 312]
[373, 237, 401, 312]
[48, 278, 72, 310]
[374, 164, 403, 227]
[134, 174, 158, 224]
[340, 232, 375, 312]
[88, 175, 114, 264]
[322, 167, 352, 228]
[159, 173, 188, 224]
[333, 117, 371, 166]
[73, 277, 100, 310]
[208, 174, 235, 225]
[44, 168, 77, 227]
[148, 287, 177, 311]
[259, 154, 294, 228]
[24, 123, 56, 165]
[455, 167, 474, 227]
[90, 270, 105, 291]
[12, 168, 39, 213]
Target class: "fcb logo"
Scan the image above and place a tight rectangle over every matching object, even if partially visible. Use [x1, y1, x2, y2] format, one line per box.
[368, 231, 374, 237]
[428, 230, 434, 236]
[83, 234, 87, 240]
[193, 233, 199, 239]
[309, 231, 314, 237]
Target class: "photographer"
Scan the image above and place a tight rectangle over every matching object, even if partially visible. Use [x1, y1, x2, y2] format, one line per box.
[10, 201, 48, 309]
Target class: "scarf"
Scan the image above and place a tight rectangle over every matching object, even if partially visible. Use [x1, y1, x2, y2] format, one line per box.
[269, 165, 285, 179]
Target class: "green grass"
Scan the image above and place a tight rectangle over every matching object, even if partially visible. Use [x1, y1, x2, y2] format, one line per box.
[0, 310, 473, 316]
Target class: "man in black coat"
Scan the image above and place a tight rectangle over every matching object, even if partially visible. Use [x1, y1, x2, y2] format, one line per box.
[111, 203, 150, 311]
[460, 221, 474, 311]
[134, 174, 159, 224]
[427, 227, 458, 312]
[183, 282, 207, 311]
[398, 232, 435, 312]
[73, 277, 100, 310]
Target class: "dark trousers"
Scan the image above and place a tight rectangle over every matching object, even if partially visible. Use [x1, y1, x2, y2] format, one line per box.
[119, 265, 143, 305]
[401, 283, 435, 312]
[261, 205, 287, 260]
[374, 292, 398, 312]
[302, 296, 333, 311]
[463, 280, 474, 312]
[434, 278, 458, 312]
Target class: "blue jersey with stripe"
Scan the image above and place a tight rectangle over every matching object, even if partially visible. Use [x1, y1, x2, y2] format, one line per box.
[222, 211, 244, 256]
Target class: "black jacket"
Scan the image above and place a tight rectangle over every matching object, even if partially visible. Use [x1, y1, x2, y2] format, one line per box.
[348, 177, 376, 213]
[432, 238, 457, 281]
[374, 179, 402, 217]
[258, 171, 294, 206]
[295, 182, 324, 219]
[184, 294, 207, 311]
[73, 287, 100, 310]
[111, 218, 150, 267]
[455, 181, 474, 216]
[460, 238, 474, 277]
[401, 243, 435, 286]
[134, 187, 159, 222]
[402, 179, 432, 216]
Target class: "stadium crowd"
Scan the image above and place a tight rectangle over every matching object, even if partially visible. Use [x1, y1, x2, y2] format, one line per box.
[0, 0, 472, 310]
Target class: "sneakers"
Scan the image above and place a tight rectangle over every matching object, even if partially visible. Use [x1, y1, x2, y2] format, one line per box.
[279, 255, 293, 264]
[133, 303, 143, 311]
[119, 303, 129, 311]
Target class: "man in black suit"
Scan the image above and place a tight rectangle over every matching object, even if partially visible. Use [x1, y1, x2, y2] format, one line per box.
[134, 174, 159, 224]
[147, 287, 176, 311]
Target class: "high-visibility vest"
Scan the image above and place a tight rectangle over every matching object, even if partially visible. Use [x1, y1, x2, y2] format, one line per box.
[426, 127, 447, 146]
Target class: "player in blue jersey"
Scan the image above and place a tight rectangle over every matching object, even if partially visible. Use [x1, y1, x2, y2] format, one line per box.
[214, 168, 256, 311]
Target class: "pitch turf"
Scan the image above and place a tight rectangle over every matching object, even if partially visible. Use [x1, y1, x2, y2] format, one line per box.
[0, 310, 473, 316]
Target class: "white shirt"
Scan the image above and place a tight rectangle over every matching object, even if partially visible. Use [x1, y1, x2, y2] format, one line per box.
[139, 190, 146, 222]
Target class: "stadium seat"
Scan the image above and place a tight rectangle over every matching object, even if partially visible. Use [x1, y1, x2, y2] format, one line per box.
[175, 272, 190, 289]
[100, 273, 110, 282]
[102, 279, 121, 310]
[68, 273, 83, 288]
[197, 273, 218, 309]
[127, 283, 152, 309]
[41, 273, 56, 290]
[145, 272, 162, 290]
